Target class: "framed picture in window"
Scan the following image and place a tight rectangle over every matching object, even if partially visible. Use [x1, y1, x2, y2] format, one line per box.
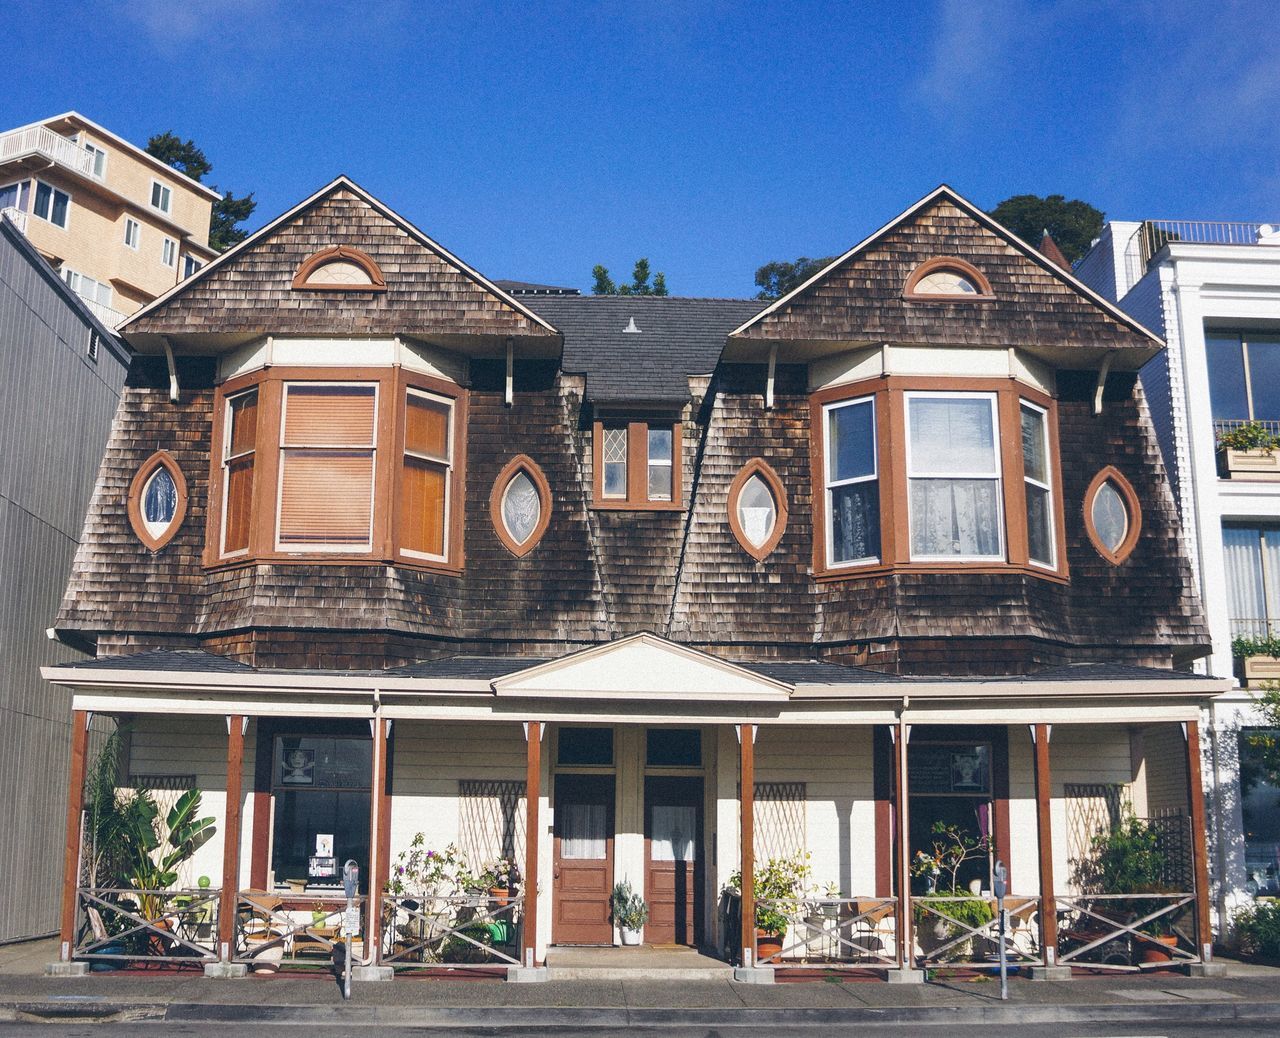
[950, 747, 989, 793]
[281, 748, 315, 785]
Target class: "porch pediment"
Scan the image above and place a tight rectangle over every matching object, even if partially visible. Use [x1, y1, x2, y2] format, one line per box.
[490, 633, 792, 702]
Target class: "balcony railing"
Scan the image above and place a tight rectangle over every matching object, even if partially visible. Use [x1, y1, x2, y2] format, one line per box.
[1140, 220, 1280, 267]
[82, 296, 127, 330]
[1, 206, 26, 233]
[0, 125, 95, 178]
[1214, 418, 1280, 443]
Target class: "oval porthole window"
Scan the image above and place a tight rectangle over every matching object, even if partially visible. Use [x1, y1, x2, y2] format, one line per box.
[728, 459, 788, 561]
[1084, 466, 1141, 564]
[127, 450, 188, 551]
[490, 455, 551, 558]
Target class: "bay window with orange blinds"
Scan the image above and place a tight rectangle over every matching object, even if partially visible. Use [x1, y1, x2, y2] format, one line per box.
[207, 367, 466, 571]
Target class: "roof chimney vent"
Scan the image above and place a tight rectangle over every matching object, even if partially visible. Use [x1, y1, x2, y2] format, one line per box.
[623, 316, 641, 334]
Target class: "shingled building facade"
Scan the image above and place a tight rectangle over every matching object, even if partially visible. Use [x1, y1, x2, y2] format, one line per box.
[44, 180, 1226, 981]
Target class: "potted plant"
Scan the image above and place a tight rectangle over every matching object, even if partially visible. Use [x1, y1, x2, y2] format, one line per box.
[1233, 636, 1280, 686]
[610, 880, 649, 945]
[726, 852, 812, 962]
[1217, 421, 1280, 480]
[1077, 816, 1178, 962]
[911, 822, 994, 958]
[479, 856, 520, 906]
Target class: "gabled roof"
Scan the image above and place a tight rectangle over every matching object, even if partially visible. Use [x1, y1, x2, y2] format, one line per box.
[528, 295, 764, 405]
[120, 175, 559, 348]
[730, 185, 1164, 363]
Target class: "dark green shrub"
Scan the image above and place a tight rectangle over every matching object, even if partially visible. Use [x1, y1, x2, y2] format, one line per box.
[1233, 900, 1280, 961]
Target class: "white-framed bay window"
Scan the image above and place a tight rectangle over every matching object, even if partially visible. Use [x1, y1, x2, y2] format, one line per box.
[905, 391, 1004, 561]
[1020, 400, 1056, 568]
[823, 395, 880, 567]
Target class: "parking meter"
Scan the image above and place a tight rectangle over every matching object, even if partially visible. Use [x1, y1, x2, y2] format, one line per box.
[343, 860, 359, 900]
[341, 859, 359, 1000]
[993, 860, 1008, 1000]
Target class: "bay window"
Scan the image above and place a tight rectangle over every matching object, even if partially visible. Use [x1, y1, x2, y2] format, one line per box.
[823, 396, 880, 566]
[1020, 402, 1055, 568]
[401, 389, 454, 560]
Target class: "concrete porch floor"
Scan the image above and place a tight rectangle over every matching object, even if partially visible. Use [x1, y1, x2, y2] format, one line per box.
[544, 945, 732, 981]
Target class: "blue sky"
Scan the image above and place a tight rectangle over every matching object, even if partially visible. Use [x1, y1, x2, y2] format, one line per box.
[5, 0, 1277, 297]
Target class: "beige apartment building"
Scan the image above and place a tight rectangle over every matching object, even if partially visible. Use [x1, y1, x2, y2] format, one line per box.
[0, 112, 219, 328]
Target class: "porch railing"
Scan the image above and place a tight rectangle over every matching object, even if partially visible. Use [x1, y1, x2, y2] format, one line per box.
[913, 894, 1043, 970]
[73, 887, 219, 964]
[1056, 892, 1199, 971]
[754, 896, 898, 968]
[233, 891, 367, 970]
[381, 892, 523, 968]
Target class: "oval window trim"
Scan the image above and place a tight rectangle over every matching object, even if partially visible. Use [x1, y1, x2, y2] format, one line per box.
[727, 458, 788, 561]
[489, 455, 552, 558]
[127, 450, 188, 551]
[1083, 466, 1142, 565]
[903, 256, 995, 300]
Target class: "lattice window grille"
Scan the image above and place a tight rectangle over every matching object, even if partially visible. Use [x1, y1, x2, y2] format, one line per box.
[458, 779, 526, 874]
[1065, 782, 1132, 890]
[603, 427, 627, 464]
[753, 781, 806, 863]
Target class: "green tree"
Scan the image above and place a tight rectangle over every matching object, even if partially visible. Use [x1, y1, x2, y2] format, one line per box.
[987, 193, 1105, 265]
[1243, 684, 1280, 792]
[145, 132, 257, 252]
[753, 256, 836, 300]
[591, 257, 669, 296]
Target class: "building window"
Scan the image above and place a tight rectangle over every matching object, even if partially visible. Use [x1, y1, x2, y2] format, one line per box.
[1083, 466, 1141, 565]
[490, 456, 552, 558]
[811, 378, 1066, 579]
[62, 268, 112, 309]
[729, 459, 788, 562]
[1206, 330, 1280, 432]
[150, 180, 172, 214]
[32, 180, 69, 228]
[1223, 524, 1280, 641]
[0, 181, 26, 212]
[127, 451, 188, 551]
[209, 369, 465, 569]
[161, 237, 177, 268]
[904, 257, 995, 300]
[906, 392, 1003, 560]
[83, 141, 107, 179]
[183, 255, 202, 278]
[291, 245, 387, 292]
[592, 420, 683, 508]
[558, 727, 614, 766]
[124, 217, 140, 249]
[1238, 729, 1280, 895]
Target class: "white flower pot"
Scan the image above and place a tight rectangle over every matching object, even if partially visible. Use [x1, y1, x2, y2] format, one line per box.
[620, 927, 642, 946]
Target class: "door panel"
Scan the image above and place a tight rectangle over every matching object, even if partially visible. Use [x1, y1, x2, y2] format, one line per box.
[645, 776, 703, 946]
[553, 774, 615, 945]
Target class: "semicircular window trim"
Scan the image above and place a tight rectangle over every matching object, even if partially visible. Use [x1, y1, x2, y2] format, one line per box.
[291, 245, 387, 292]
[127, 450, 188, 551]
[903, 256, 995, 300]
[727, 458, 789, 562]
[490, 455, 552, 558]
[1083, 466, 1142, 565]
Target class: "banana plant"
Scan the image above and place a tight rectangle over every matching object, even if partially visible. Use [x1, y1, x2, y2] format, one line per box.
[127, 789, 217, 921]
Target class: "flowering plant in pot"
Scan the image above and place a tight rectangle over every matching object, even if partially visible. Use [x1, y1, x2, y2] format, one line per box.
[727, 852, 812, 961]
[610, 880, 649, 945]
[479, 857, 521, 906]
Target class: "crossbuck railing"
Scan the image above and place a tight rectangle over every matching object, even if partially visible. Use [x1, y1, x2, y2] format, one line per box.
[234, 891, 367, 969]
[73, 887, 219, 963]
[754, 896, 898, 968]
[1056, 893, 1199, 971]
[913, 894, 1042, 969]
[381, 892, 523, 968]
[0, 126, 95, 178]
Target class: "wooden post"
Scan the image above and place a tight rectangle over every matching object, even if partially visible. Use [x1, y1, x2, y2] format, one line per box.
[740, 723, 755, 966]
[218, 715, 246, 961]
[522, 721, 541, 968]
[368, 715, 388, 962]
[1032, 723, 1058, 963]
[893, 720, 912, 970]
[58, 710, 90, 961]
[1185, 718, 1214, 959]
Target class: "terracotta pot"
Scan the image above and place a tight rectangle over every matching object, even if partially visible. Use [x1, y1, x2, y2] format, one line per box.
[146, 917, 172, 956]
[756, 930, 783, 962]
[489, 886, 510, 907]
[1139, 933, 1179, 963]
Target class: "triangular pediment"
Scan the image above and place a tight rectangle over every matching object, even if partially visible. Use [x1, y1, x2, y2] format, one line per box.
[491, 633, 791, 701]
[729, 186, 1161, 368]
[122, 176, 557, 355]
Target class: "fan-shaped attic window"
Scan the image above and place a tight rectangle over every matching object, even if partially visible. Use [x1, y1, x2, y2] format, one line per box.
[904, 257, 994, 300]
[490, 455, 552, 557]
[292, 245, 387, 292]
[127, 450, 188, 551]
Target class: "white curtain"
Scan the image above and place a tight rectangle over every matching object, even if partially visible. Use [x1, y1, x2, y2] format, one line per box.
[910, 479, 1001, 557]
[651, 805, 696, 862]
[1223, 527, 1266, 636]
[561, 803, 606, 859]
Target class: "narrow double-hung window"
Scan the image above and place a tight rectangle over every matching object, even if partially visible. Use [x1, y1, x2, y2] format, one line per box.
[647, 427, 673, 501]
[221, 389, 259, 555]
[401, 389, 453, 560]
[150, 180, 172, 213]
[906, 393, 1003, 560]
[824, 396, 879, 566]
[602, 426, 628, 499]
[83, 142, 107, 179]
[277, 384, 377, 551]
[1020, 401, 1055, 568]
[161, 237, 177, 268]
[124, 217, 140, 249]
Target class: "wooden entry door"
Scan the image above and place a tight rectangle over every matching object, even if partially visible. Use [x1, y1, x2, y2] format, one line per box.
[644, 776, 703, 946]
[552, 773, 615, 945]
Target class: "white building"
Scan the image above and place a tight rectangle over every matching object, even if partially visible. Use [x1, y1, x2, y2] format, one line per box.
[1079, 218, 1280, 928]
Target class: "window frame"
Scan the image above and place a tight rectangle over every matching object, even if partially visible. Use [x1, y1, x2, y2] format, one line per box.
[903, 256, 995, 301]
[591, 419, 683, 510]
[32, 179, 70, 229]
[1020, 399, 1057, 570]
[205, 366, 467, 574]
[398, 386, 455, 564]
[83, 141, 107, 180]
[161, 236, 177, 268]
[728, 458, 789, 562]
[822, 394, 880, 569]
[490, 455, 553, 558]
[123, 217, 140, 250]
[127, 450, 188, 552]
[150, 179, 173, 215]
[809, 376, 1068, 582]
[1083, 465, 1142, 565]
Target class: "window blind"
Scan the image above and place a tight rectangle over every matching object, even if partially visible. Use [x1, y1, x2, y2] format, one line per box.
[402, 391, 451, 558]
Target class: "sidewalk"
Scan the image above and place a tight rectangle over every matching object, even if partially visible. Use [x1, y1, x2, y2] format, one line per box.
[3, 937, 1279, 1028]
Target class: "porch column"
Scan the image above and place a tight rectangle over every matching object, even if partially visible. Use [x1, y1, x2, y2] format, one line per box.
[893, 720, 912, 971]
[1185, 718, 1214, 960]
[217, 715, 246, 962]
[367, 715, 389, 962]
[1032, 723, 1058, 961]
[522, 721, 542, 968]
[57, 710, 90, 962]
[739, 723, 755, 966]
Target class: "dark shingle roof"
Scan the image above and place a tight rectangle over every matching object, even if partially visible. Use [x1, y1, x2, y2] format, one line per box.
[527, 296, 764, 404]
[386, 656, 551, 678]
[741, 661, 902, 684]
[1024, 662, 1212, 682]
[68, 649, 253, 673]
[493, 279, 580, 296]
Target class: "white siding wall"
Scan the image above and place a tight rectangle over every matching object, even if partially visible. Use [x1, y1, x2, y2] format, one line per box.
[1143, 724, 1190, 816]
[1007, 728, 1039, 894]
[1049, 725, 1137, 894]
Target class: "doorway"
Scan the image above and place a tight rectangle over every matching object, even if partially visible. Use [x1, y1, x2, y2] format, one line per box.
[552, 773, 616, 945]
[644, 776, 703, 946]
